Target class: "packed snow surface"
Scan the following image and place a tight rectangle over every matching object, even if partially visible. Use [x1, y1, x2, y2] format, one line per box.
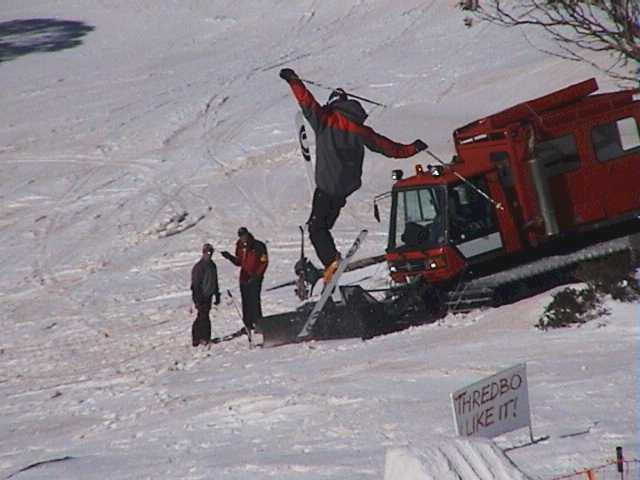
[1, 1, 637, 479]
[384, 437, 531, 480]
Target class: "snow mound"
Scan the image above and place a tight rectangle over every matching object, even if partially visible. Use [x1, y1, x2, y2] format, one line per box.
[384, 437, 531, 480]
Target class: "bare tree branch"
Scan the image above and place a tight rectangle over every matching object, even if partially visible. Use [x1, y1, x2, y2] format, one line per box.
[474, 0, 640, 85]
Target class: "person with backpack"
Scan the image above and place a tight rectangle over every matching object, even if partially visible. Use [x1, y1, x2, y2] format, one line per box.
[221, 227, 268, 342]
[190, 243, 220, 346]
[279, 68, 427, 282]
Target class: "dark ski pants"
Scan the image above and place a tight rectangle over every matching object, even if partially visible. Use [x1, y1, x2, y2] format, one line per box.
[192, 300, 212, 346]
[308, 188, 347, 267]
[240, 278, 263, 331]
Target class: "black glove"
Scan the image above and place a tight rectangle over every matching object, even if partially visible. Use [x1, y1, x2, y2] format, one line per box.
[414, 139, 428, 152]
[221, 251, 233, 261]
[279, 68, 298, 81]
[214, 292, 221, 306]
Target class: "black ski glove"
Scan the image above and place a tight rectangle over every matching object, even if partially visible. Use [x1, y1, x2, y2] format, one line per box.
[221, 251, 234, 262]
[414, 140, 428, 152]
[214, 292, 221, 306]
[279, 68, 298, 81]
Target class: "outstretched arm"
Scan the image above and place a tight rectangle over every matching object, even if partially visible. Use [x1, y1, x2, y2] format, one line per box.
[221, 251, 240, 266]
[280, 68, 325, 131]
[361, 126, 426, 158]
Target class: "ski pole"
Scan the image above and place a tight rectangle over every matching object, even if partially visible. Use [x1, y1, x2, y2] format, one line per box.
[422, 149, 504, 211]
[226, 289, 243, 321]
[296, 77, 388, 108]
[227, 289, 253, 345]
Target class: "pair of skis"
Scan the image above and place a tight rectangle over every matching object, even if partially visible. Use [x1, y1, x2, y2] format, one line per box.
[291, 224, 368, 339]
[298, 229, 368, 339]
[208, 327, 257, 348]
[210, 328, 245, 344]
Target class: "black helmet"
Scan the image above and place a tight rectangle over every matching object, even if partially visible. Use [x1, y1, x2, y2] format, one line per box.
[327, 88, 348, 104]
[237, 226, 250, 237]
[202, 243, 214, 254]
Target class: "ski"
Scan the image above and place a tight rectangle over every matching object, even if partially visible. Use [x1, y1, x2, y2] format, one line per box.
[266, 253, 385, 293]
[295, 225, 309, 301]
[294, 225, 322, 301]
[210, 328, 245, 344]
[298, 229, 368, 338]
[266, 278, 297, 292]
[295, 111, 315, 201]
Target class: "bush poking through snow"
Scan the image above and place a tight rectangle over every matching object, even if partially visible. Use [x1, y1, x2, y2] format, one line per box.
[574, 253, 640, 302]
[538, 253, 640, 330]
[537, 286, 608, 331]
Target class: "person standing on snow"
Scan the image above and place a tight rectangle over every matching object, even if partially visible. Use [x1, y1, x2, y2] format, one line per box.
[221, 227, 268, 340]
[279, 68, 427, 282]
[190, 243, 221, 347]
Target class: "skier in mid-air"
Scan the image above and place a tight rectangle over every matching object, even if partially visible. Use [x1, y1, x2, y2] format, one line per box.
[279, 67, 427, 282]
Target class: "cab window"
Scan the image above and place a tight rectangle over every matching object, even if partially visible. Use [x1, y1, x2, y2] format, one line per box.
[592, 117, 640, 162]
[392, 186, 446, 249]
[535, 134, 580, 176]
[448, 178, 497, 244]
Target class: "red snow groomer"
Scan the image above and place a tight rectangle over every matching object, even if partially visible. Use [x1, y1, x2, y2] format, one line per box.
[260, 78, 640, 346]
[384, 78, 640, 310]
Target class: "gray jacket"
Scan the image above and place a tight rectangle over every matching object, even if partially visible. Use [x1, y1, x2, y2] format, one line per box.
[191, 258, 219, 303]
[286, 78, 418, 198]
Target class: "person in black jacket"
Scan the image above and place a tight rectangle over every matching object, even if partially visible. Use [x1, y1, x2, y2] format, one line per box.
[280, 68, 427, 281]
[190, 243, 220, 346]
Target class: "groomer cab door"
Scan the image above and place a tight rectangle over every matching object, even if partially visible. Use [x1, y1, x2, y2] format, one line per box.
[534, 131, 607, 230]
[589, 114, 640, 218]
[447, 177, 503, 261]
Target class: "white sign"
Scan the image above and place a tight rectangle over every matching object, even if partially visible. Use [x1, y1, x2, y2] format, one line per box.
[451, 363, 532, 439]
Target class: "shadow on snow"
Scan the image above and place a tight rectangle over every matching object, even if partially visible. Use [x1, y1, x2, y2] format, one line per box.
[0, 18, 95, 63]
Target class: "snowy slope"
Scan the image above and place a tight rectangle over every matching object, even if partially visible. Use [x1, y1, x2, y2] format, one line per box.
[384, 438, 532, 480]
[1, 1, 637, 479]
